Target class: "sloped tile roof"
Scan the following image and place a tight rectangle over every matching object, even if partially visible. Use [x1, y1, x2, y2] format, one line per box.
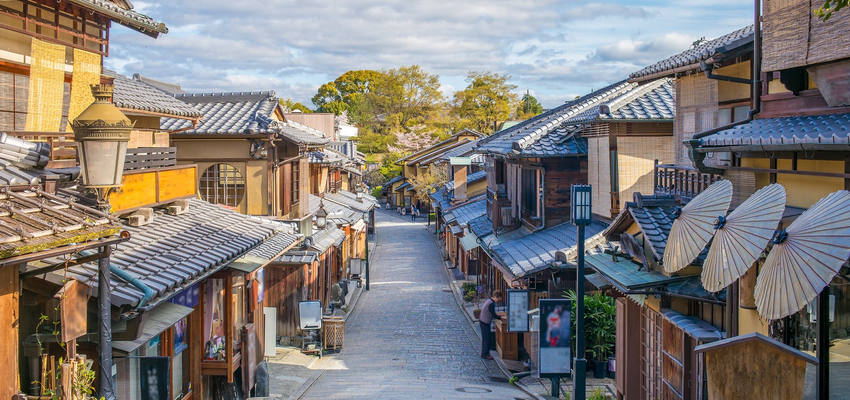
[69, 0, 168, 37]
[518, 125, 587, 158]
[564, 78, 675, 125]
[476, 80, 632, 156]
[113, 74, 201, 118]
[309, 194, 360, 225]
[444, 197, 486, 226]
[308, 224, 345, 253]
[488, 220, 607, 278]
[276, 249, 318, 265]
[428, 187, 452, 210]
[630, 25, 754, 80]
[162, 92, 279, 135]
[46, 198, 297, 308]
[697, 113, 850, 149]
[278, 119, 330, 145]
[323, 190, 377, 213]
[468, 215, 493, 238]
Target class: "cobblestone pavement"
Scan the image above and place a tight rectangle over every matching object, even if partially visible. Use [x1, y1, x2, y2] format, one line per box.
[299, 210, 529, 399]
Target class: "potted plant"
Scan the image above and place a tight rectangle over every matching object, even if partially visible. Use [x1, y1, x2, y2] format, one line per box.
[565, 291, 616, 379]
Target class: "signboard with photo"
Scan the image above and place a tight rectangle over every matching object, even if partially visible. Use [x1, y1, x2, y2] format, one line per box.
[538, 298, 572, 377]
[139, 356, 169, 400]
[299, 300, 322, 330]
[506, 289, 529, 332]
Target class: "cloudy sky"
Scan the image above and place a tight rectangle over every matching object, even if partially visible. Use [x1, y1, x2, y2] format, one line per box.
[107, 0, 752, 108]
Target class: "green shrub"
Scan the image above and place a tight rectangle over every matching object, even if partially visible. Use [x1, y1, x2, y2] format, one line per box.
[565, 291, 616, 361]
[371, 186, 382, 198]
[588, 387, 606, 400]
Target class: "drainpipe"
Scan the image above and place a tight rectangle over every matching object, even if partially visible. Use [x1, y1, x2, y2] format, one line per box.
[687, 1, 762, 174]
[110, 265, 155, 308]
[98, 246, 115, 400]
[268, 133, 277, 215]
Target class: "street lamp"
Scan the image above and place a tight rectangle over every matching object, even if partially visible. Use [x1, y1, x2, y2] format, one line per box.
[570, 184, 592, 400]
[72, 84, 133, 210]
[316, 201, 328, 229]
[71, 84, 133, 400]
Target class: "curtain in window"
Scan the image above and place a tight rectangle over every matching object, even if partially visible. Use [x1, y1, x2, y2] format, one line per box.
[66, 48, 101, 131]
[26, 39, 65, 132]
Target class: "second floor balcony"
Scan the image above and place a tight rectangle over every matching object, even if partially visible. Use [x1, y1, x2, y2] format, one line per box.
[653, 161, 722, 203]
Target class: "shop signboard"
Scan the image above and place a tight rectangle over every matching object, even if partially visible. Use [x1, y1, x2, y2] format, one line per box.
[538, 298, 572, 377]
[139, 356, 169, 400]
[299, 300, 322, 330]
[506, 289, 529, 332]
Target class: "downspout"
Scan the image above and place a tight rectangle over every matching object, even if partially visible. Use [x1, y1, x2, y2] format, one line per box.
[268, 133, 278, 215]
[111, 265, 155, 308]
[80, 249, 155, 308]
[687, 2, 761, 174]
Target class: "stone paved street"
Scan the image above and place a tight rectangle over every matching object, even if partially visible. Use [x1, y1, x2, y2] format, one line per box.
[297, 210, 529, 399]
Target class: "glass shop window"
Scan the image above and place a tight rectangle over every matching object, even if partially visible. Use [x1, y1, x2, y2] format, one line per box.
[204, 278, 226, 360]
[233, 275, 246, 350]
[172, 317, 191, 399]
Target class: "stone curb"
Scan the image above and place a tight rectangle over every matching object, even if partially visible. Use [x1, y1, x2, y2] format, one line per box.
[432, 232, 547, 400]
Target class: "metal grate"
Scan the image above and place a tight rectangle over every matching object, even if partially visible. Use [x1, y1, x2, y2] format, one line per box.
[199, 163, 245, 207]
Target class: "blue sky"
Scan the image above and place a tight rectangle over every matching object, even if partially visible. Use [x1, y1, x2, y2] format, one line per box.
[107, 1, 752, 109]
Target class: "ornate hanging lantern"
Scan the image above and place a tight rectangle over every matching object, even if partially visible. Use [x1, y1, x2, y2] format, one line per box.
[71, 84, 134, 208]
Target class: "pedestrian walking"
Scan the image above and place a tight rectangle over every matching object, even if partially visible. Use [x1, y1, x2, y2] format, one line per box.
[411, 205, 419, 221]
[478, 290, 503, 360]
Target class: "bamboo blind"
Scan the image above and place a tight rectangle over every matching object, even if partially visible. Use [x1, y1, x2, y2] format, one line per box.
[588, 136, 611, 218]
[617, 136, 675, 209]
[66, 48, 101, 131]
[25, 39, 66, 132]
[674, 75, 718, 165]
[763, 0, 850, 71]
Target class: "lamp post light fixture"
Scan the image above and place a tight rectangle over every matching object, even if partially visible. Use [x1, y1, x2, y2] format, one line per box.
[72, 84, 134, 211]
[316, 201, 328, 229]
[70, 84, 133, 400]
[570, 184, 592, 400]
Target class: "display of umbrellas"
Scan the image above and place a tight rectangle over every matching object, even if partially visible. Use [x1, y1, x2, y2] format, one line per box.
[663, 179, 850, 320]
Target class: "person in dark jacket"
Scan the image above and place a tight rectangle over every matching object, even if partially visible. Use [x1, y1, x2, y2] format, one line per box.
[478, 290, 503, 360]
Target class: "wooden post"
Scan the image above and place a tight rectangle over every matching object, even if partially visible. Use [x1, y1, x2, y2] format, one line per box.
[225, 273, 234, 382]
[0, 264, 20, 399]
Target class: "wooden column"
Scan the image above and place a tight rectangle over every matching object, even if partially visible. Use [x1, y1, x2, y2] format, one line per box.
[225, 273, 234, 382]
[0, 264, 20, 399]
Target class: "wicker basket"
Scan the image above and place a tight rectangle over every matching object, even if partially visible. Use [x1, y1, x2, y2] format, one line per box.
[322, 316, 344, 351]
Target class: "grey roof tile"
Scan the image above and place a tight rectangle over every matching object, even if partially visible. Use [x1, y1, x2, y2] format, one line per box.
[488, 220, 607, 278]
[444, 198, 486, 227]
[323, 190, 377, 213]
[630, 25, 754, 79]
[162, 92, 279, 135]
[697, 113, 850, 149]
[113, 74, 202, 118]
[70, 0, 168, 36]
[45, 198, 297, 308]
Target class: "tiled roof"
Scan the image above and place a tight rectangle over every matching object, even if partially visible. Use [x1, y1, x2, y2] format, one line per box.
[162, 92, 280, 135]
[69, 0, 168, 37]
[696, 113, 850, 149]
[468, 215, 493, 238]
[307, 149, 346, 165]
[383, 176, 404, 188]
[564, 78, 675, 125]
[585, 252, 681, 292]
[323, 190, 377, 213]
[661, 309, 723, 340]
[518, 125, 587, 158]
[0, 161, 41, 185]
[440, 140, 481, 161]
[278, 119, 329, 145]
[394, 182, 412, 192]
[605, 193, 678, 261]
[476, 80, 632, 156]
[444, 197, 486, 226]
[113, 74, 201, 118]
[45, 198, 297, 308]
[428, 187, 452, 211]
[309, 194, 360, 225]
[0, 188, 119, 260]
[488, 220, 607, 278]
[308, 224, 345, 253]
[396, 129, 484, 164]
[276, 249, 318, 265]
[631, 25, 754, 80]
[405, 139, 474, 165]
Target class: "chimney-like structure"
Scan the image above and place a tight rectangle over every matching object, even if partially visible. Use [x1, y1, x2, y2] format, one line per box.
[453, 165, 467, 203]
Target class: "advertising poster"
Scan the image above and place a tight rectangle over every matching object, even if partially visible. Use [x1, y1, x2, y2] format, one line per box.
[506, 289, 529, 332]
[538, 298, 572, 376]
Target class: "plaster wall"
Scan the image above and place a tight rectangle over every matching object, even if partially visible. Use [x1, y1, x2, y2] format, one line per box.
[716, 61, 752, 102]
[173, 138, 251, 160]
[246, 160, 268, 215]
[738, 308, 769, 335]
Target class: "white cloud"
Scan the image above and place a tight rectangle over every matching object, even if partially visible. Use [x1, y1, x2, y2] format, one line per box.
[107, 0, 751, 108]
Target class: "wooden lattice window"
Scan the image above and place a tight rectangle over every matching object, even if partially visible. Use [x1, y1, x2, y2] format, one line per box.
[200, 163, 245, 207]
[0, 70, 71, 131]
[291, 161, 300, 205]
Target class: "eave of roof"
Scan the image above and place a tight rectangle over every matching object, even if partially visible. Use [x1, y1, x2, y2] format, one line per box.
[68, 0, 168, 37]
[694, 113, 850, 152]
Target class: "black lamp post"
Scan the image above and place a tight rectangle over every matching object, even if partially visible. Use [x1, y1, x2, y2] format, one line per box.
[72, 84, 133, 400]
[570, 184, 592, 400]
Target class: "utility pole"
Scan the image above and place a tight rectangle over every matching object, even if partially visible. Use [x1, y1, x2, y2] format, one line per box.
[570, 184, 591, 400]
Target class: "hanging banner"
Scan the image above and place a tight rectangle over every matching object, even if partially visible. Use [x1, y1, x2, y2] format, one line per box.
[139, 356, 170, 400]
[538, 298, 572, 377]
[66, 48, 102, 131]
[26, 39, 65, 132]
[506, 289, 529, 332]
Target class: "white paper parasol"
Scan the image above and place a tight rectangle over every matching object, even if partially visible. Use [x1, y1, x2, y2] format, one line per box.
[663, 180, 733, 273]
[702, 184, 786, 292]
[755, 190, 850, 320]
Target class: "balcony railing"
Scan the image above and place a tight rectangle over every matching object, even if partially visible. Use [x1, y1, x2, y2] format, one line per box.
[7, 131, 78, 168]
[653, 161, 722, 202]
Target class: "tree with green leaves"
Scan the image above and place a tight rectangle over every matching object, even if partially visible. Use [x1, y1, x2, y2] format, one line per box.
[815, 0, 848, 20]
[311, 70, 383, 119]
[368, 65, 444, 133]
[515, 90, 543, 120]
[451, 71, 517, 134]
[279, 98, 313, 113]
